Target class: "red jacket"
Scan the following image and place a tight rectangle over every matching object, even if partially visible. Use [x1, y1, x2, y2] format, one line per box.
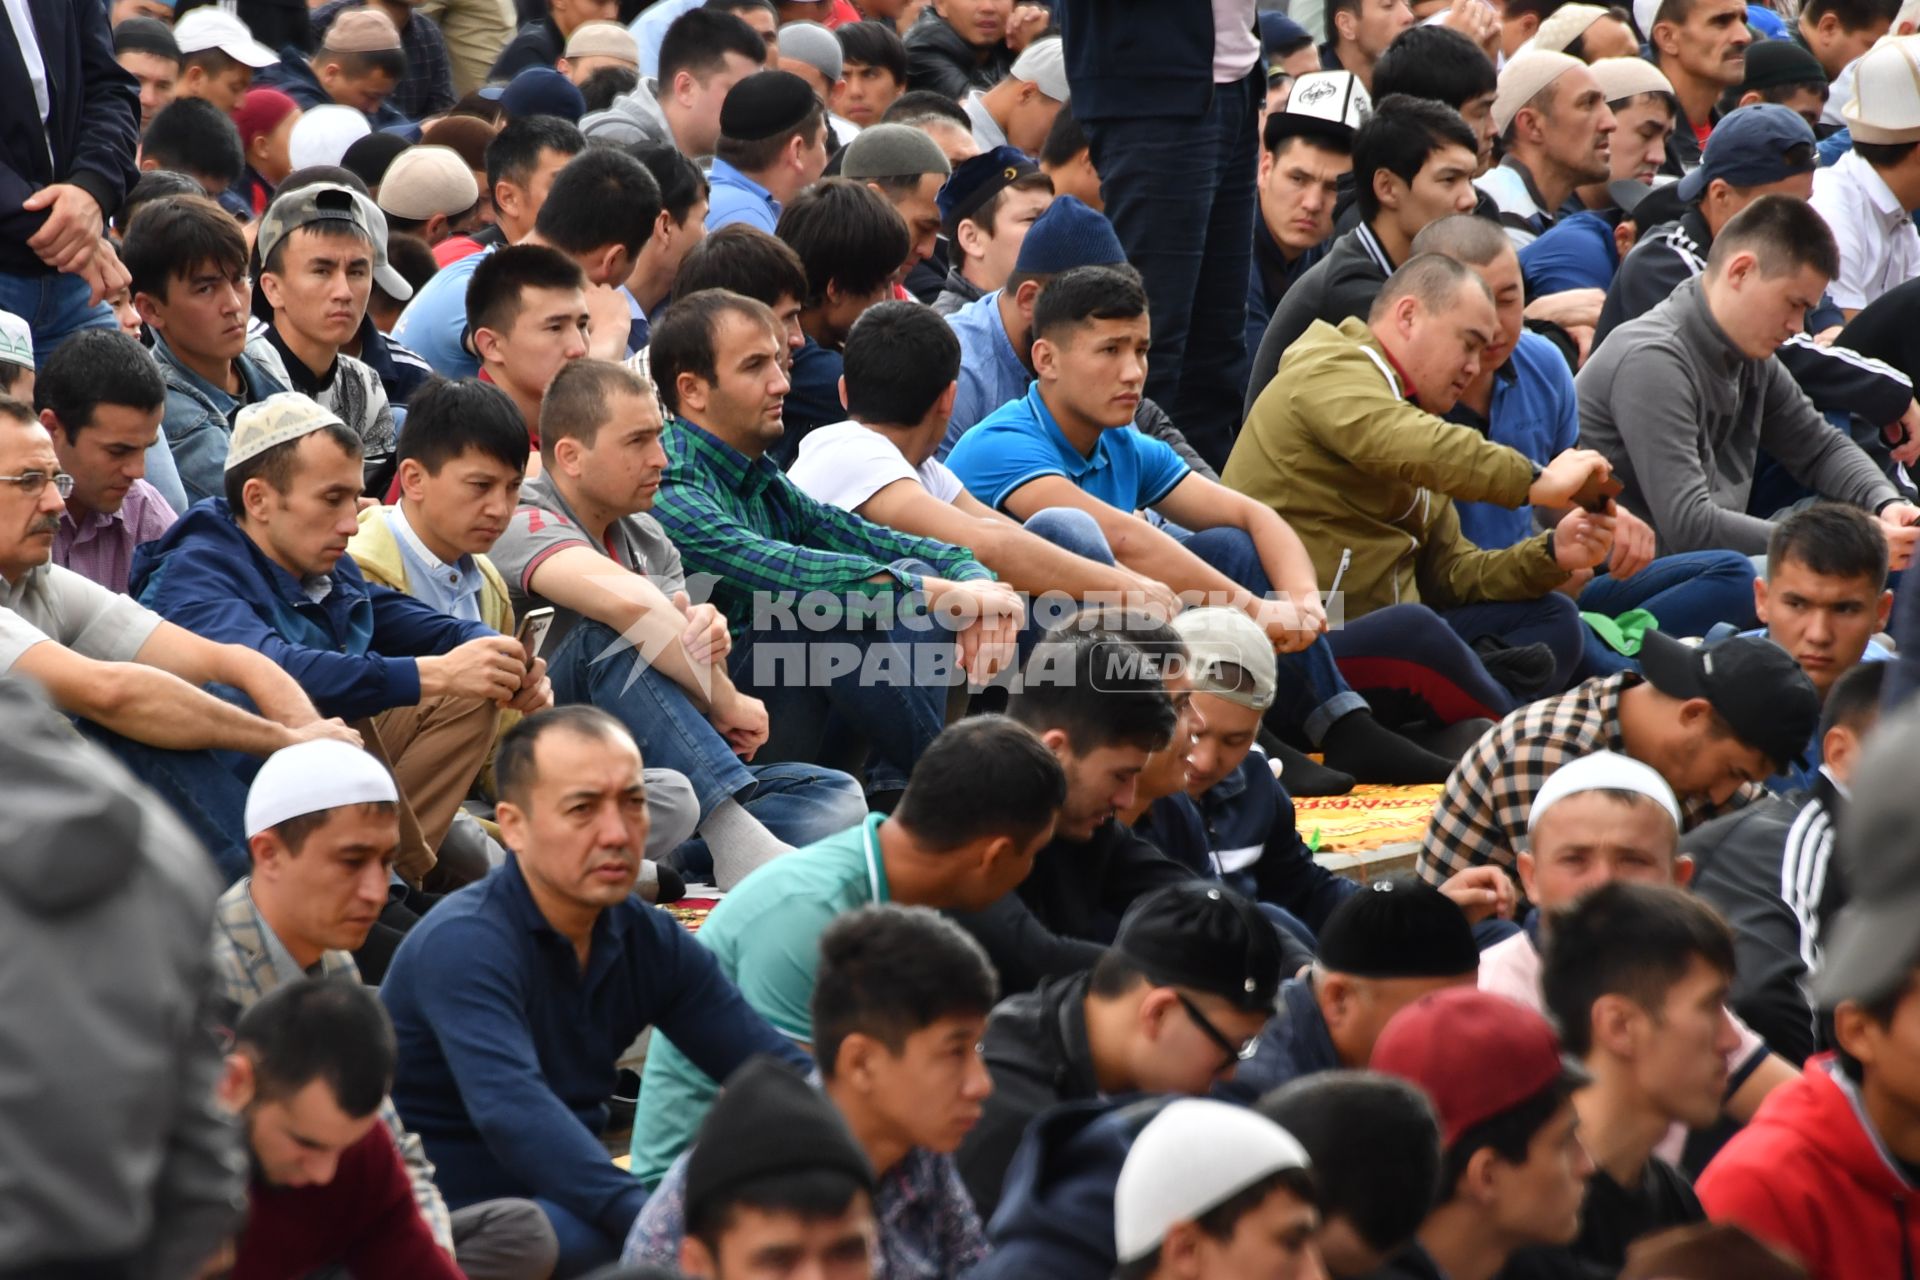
[1697, 1054, 1918, 1280]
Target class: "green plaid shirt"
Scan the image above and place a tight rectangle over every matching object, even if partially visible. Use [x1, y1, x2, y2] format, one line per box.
[651, 418, 993, 635]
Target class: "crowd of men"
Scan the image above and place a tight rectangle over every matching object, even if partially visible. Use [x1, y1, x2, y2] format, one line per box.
[3, 0, 1920, 1275]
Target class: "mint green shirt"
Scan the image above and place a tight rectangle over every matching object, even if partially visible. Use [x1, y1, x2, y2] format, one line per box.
[629, 814, 891, 1184]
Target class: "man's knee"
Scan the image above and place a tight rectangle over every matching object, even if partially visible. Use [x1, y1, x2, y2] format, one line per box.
[1024, 507, 1115, 564]
[642, 768, 701, 859]
[452, 1198, 561, 1280]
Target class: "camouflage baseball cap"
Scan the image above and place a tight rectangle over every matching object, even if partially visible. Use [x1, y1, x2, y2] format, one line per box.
[258, 181, 413, 302]
[226, 392, 348, 471]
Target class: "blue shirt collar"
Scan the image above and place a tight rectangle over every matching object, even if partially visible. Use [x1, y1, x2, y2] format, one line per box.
[1022, 381, 1109, 478]
[984, 288, 1028, 383]
[497, 853, 634, 974]
[709, 158, 780, 213]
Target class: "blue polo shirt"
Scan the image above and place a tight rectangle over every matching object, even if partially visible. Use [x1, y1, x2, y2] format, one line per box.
[390, 245, 488, 380]
[946, 381, 1191, 515]
[1448, 332, 1579, 550]
[939, 288, 1031, 459]
[705, 158, 780, 233]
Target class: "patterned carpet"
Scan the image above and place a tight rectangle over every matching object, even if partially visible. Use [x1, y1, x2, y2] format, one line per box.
[1295, 783, 1445, 853]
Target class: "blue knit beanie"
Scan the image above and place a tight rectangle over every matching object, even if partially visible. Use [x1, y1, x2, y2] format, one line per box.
[1014, 195, 1127, 275]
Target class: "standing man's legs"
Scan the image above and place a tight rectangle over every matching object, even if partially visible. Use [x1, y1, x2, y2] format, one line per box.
[0, 271, 117, 367]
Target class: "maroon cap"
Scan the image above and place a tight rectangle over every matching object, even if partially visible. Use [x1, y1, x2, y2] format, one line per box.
[1368, 988, 1585, 1147]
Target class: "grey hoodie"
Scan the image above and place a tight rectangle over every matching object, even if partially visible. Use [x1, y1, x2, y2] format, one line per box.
[581, 79, 674, 150]
[0, 679, 245, 1275]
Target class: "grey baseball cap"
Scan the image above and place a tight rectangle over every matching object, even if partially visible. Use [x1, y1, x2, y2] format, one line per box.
[258, 182, 412, 302]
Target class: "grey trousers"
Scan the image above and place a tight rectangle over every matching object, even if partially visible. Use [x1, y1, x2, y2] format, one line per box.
[454, 1198, 560, 1280]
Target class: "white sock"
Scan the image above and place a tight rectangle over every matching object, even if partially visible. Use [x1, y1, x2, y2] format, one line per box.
[699, 797, 792, 890]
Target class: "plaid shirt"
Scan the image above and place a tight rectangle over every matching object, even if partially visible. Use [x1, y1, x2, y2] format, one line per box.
[650, 418, 993, 638]
[1418, 673, 1762, 883]
[208, 880, 457, 1253]
[314, 0, 457, 120]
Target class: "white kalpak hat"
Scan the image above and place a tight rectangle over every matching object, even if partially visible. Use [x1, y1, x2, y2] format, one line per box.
[1526, 750, 1682, 834]
[245, 739, 398, 838]
[1114, 1099, 1312, 1264]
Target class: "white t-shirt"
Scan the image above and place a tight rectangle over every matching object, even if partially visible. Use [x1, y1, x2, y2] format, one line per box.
[0, 562, 163, 675]
[787, 420, 966, 514]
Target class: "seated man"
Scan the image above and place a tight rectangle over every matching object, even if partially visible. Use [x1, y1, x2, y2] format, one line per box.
[930, 145, 1053, 317]
[39, 329, 178, 594]
[1366, 988, 1596, 1280]
[256, 7, 410, 129]
[115, 15, 182, 131]
[212, 740, 556, 1276]
[381, 706, 811, 1274]
[788, 300, 1175, 611]
[772, 179, 911, 461]
[660, 1058, 880, 1280]
[0, 398, 358, 880]
[1422, 631, 1820, 883]
[1535, 883, 1740, 1270]
[1577, 195, 1920, 558]
[959, 883, 1285, 1219]
[1808, 37, 1920, 321]
[122, 194, 291, 506]
[220, 980, 462, 1276]
[1113, 1099, 1320, 1280]
[614, 144, 709, 355]
[903, 0, 1018, 98]
[489, 358, 866, 887]
[1480, 751, 1793, 1130]
[468, 244, 592, 438]
[631, 715, 1061, 1186]
[1228, 249, 1618, 701]
[953, 262, 1532, 786]
[132, 393, 548, 890]
[248, 183, 399, 473]
[840, 122, 955, 277]
[626, 904, 999, 1274]
[1473, 52, 1616, 248]
[1687, 661, 1884, 1063]
[705, 69, 829, 234]
[1232, 876, 1480, 1101]
[137, 97, 247, 202]
[172, 8, 279, 115]
[959, 36, 1068, 157]
[490, 0, 617, 81]
[834, 19, 908, 129]
[1245, 72, 1360, 366]
[648, 289, 1019, 802]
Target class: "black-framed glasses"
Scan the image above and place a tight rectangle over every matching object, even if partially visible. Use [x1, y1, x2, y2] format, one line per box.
[1176, 991, 1261, 1070]
[0, 471, 73, 499]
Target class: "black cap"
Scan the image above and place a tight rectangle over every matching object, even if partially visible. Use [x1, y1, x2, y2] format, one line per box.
[1316, 876, 1479, 979]
[341, 131, 412, 190]
[938, 144, 1040, 236]
[684, 1057, 875, 1226]
[114, 15, 181, 60]
[719, 70, 821, 143]
[1112, 883, 1283, 1012]
[1738, 37, 1828, 93]
[1638, 630, 1818, 771]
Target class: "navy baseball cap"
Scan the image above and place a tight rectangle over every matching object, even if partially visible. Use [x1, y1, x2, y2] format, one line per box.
[1260, 11, 1312, 55]
[1676, 103, 1817, 202]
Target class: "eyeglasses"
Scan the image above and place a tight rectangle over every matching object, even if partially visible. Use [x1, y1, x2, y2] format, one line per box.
[1176, 991, 1261, 1070]
[0, 471, 74, 499]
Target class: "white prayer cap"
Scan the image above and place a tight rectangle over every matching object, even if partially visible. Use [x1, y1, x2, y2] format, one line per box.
[290, 104, 373, 171]
[245, 739, 398, 838]
[0, 309, 30, 368]
[1114, 1099, 1312, 1264]
[1526, 750, 1681, 834]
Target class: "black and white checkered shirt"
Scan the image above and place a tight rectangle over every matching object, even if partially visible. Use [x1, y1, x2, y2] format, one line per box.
[1418, 673, 1762, 883]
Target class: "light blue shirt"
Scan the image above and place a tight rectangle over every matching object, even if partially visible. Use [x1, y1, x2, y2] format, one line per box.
[629, 0, 703, 79]
[946, 381, 1191, 515]
[142, 432, 188, 513]
[390, 246, 489, 380]
[386, 505, 485, 622]
[704, 158, 780, 234]
[938, 288, 1030, 459]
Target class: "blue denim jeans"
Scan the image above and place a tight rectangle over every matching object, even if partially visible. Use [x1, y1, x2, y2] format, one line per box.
[0, 269, 114, 364]
[1084, 72, 1262, 469]
[548, 620, 866, 843]
[1576, 549, 1760, 678]
[726, 559, 953, 796]
[1439, 594, 1588, 696]
[75, 721, 251, 883]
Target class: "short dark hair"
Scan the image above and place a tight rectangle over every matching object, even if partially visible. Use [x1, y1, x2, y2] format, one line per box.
[707, 0, 776, 16]
[318, 40, 406, 82]
[650, 288, 780, 413]
[843, 300, 960, 425]
[1353, 95, 1478, 223]
[534, 148, 662, 259]
[466, 243, 589, 341]
[686, 1168, 868, 1257]
[397, 377, 531, 476]
[1802, 0, 1900, 29]
[1767, 501, 1889, 591]
[1258, 1072, 1443, 1256]
[1040, 104, 1088, 167]
[1372, 26, 1499, 111]
[1439, 1072, 1580, 1199]
[494, 704, 632, 807]
[1010, 628, 1178, 755]
[224, 419, 364, 513]
[1834, 966, 1915, 1081]
[810, 904, 998, 1079]
[141, 97, 245, 189]
[1326, 0, 1361, 42]
[578, 63, 641, 113]
[672, 224, 809, 310]
[0, 363, 29, 396]
[882, 89, 970, 129]
[1114, 1166, 1321, 1280]
[36, 330, 166, 439]
[383, 230, 440, 298]
[182, 46, 244, 78]
[234, 977, 395, 1119]
[540, 358, 658, 458]
[264, 800, 401, 858]
[1708, 193, 1840, 281]
[950, 169, 1054, 239]
[659, 7, 768, 84]
[837, 19, 907, 83]
[1541, 881, 1737, 1058]
[117, 169, 206, 234]
[776, 178, 909, 308]
[1566, 6, 1635, 58]
[717, 100, 827, 174]
[894, 716, 1066, 852]
[621, 140, 710, 225]
[123, 193, 249, 302]
[1821, 659, 1886, 740]
[1031, 264, 1148, 344]
[484, 115, 586, 210]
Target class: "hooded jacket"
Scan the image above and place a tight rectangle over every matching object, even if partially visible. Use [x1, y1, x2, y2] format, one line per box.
[130, 498, 494, 721]
[1223, 316, 1568, 618]
[0, 678, 245, 1273]
[1697, 1054, 1919, 1280]
[581, 81, 674, 149]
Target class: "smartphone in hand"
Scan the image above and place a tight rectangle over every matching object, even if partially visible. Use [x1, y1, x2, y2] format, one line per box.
[515, 607, 555, 665]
